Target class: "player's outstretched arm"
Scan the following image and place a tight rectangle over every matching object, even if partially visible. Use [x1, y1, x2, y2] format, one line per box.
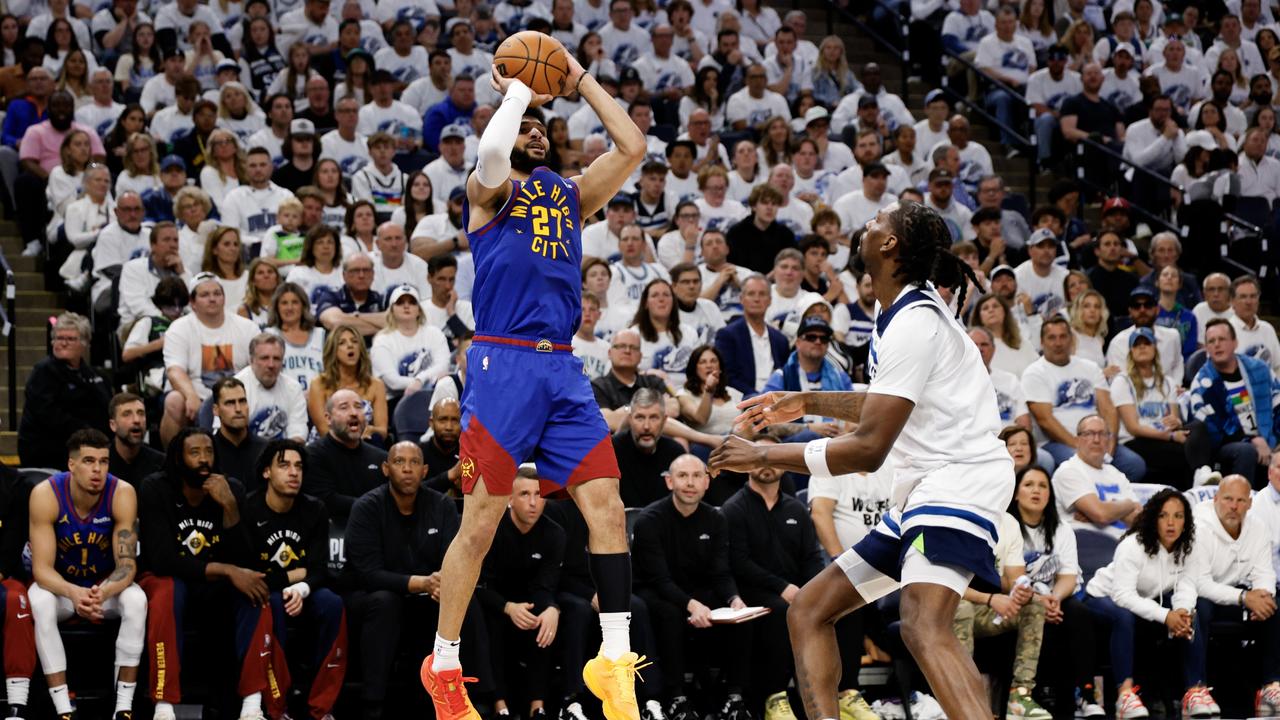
[734, 391, 867, 432]
[469, 68, 555, 210]
[710, 393, 913, 476]
[567, 56, 647, 217]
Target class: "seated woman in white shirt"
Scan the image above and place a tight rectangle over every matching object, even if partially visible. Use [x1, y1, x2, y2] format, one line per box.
[370, 284, 451, 401]
[1068, 289, 1109, 370]
[288, 225, 345, 304]
[265, 282, 327, 391]
[676, 345, 744, 436]
[1185, 102, 1238, 153]
[970, 293, 1040, 377]
[629, 279, 698, 391]
[198, 128, 245, 211]
[727, 138, 761, 203]
[45, 129, 93, 246]
[1109, 327, 1192, 489]
[59, 164, 114, 290]
[1007, 465, 1100, 717]
[1083, 489, 1205, 720]
[236, 257, 281, 328]
[201, 225, 248, 315]
[174, 186, 214, 273]
[115, 133, 161, 197]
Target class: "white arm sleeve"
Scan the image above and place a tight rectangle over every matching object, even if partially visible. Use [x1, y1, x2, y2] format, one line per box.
[475, 80, 533, 189]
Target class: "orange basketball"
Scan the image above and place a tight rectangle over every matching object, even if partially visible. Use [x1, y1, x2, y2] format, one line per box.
[493, 31, 572, 96]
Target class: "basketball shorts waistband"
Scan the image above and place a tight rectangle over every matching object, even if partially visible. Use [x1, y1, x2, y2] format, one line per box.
[473, 334, 574, 353]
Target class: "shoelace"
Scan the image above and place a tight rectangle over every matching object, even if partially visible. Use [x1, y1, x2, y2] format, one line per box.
[432, 673, 481, 716]
[611, 655, 653, 704]
[768, 695, 791, 713]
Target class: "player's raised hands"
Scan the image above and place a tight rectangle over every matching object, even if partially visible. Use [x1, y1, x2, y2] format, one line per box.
[734, 391, 807, 433]
[489, 66, 554, 108]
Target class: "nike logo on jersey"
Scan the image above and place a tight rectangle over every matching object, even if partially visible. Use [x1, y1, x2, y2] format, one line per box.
[698, 533, 711, 540]
[257, 520, 269, 527]
[15, 613, 29, 619]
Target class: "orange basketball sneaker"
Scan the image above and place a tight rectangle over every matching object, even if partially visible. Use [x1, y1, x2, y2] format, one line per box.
[582, 650, 649, 720]
[421, 655, 481, 720]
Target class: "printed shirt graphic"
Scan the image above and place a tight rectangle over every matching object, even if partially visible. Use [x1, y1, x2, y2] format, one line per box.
[200, 343, 237, 389]
[1225, 375, 1259, 436]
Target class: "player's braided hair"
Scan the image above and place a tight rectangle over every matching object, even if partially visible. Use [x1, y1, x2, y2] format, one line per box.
[886, 200, 982, 318]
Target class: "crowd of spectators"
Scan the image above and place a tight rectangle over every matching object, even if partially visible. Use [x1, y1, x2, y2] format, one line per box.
[3, 0, 1280, 716]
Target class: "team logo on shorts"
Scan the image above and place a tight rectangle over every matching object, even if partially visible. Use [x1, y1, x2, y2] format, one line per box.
[536, 339, 553, 352]
[461, 458, 476, 479]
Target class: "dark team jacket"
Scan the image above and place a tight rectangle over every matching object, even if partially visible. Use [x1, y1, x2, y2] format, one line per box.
[632, 497, 739, 608]
[139, 472, 252, 583]
[476, 512, 565, 615]
[0, 464, 31, 580]
[720, 486, 825, 596]
[543, 499, 593, 599]
[239, 489, 332, 592]
[304, 435, 387, 520]
[343, 484, 460, 593]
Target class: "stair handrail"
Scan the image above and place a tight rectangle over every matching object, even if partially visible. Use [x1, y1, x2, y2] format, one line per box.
[819, 0, 911, 97]
[0, 251, 15, 430]
[1072, 136, 1188, 239]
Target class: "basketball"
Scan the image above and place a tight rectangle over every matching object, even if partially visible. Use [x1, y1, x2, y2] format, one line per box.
[493, 31, 572, 96]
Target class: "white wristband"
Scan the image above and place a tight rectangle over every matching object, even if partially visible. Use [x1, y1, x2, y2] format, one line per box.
[804, 438, 832, 477]
[285, 581, 311, 600]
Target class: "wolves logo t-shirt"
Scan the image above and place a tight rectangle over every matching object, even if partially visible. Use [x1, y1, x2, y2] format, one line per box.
[1020, 356, 1105, 445]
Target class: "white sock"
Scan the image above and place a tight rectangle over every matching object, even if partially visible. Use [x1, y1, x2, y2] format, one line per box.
[241, 692, 262, 716]
[155, 700, 175, 718]
[433, 633, 462, 671]
[49, 684, 73, 714]
[115, 680, 137, 713]
[6, 677, 30, 707]
[599, 612, 631, 661]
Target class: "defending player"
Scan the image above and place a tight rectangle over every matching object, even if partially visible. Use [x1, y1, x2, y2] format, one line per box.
[28, 429, 146, 720]
[419, 49, 648, 720]
[709, 201, 1014, 720]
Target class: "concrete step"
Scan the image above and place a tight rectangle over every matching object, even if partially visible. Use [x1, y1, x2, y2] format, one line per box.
[0, 388, 26, 416]
[12, 290, 65, 310]
[0, 432, 16, 458]
[0, 345, 56, 367]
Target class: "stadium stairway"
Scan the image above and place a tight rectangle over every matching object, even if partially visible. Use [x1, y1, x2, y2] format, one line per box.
[0, 219, 66, 465]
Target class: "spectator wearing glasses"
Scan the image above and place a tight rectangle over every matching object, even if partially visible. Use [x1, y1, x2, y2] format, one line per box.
[592, 329, 673, 424]
[1106, 286, 1185, 384]
[314, 253, 386, 337]
[1051, 414, 1143, 536]
[17, 312, 111, 469]
[761, 316, 853, 439]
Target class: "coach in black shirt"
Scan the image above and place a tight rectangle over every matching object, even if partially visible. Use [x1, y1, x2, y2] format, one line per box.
[210, 378, 268, 491]
[632, 454, 751, 719]
[722, 437, 825, 712]
[306, 388, 387, 519]
[612, 389, 684, 508]
[476, 468, 566, 717]
[107, 392, 164, 486]
[421, 397, 461, 495]
[344, 441, 490, 719]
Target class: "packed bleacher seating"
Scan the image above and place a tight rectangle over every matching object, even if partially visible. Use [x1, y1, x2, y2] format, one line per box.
[1, 0, 1280, 716]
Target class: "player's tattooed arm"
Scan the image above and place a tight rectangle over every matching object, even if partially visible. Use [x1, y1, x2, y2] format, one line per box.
[803, 392, 866, 424]
[102, 484, 140, 596]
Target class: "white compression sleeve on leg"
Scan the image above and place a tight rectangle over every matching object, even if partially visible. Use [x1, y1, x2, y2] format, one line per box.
[474, 80, 532, 188]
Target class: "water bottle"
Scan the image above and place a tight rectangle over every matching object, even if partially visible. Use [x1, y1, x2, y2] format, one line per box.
[993, 575, 1032, 625]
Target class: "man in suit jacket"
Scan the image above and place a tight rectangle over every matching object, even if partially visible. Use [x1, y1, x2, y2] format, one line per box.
[714, 275, 789, 396]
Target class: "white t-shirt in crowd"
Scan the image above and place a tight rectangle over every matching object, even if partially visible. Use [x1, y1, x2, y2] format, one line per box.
[233, 365, 308, 441]
[162, 313, 261, 400]
[573, 334, 612, 380]
[1051, 454, 1136, 538]
[807, 460, 894, 550]
[1109, 371, 1178, 442]
[1020, 356, 1105, 444]
[267, 326, 327, 390]
[370, 325, 451, 392]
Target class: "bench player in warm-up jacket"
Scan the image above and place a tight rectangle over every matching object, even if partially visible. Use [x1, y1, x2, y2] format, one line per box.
[234, 439, 346, 720]
[27, 429, 147, 720]
[419, 49, 649, 720]
[0, 459, 36, 718]
[137, 428, 259, 720]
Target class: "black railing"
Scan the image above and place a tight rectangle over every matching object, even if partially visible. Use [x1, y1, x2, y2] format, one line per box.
[822, 0, 910, 98]
[0, 252, 14, 429]
[1073, 137, 1188, 238]
[936, 49, 1038, 203]
[1220, 212, 1272, 278]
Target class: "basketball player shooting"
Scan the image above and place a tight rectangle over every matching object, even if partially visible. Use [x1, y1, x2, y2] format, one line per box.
[709, 201, 1014, 720]
[419, 37, 649, 720]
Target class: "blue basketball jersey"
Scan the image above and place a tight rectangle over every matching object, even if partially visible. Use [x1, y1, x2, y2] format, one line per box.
[49, 471, 119, 587]
[463, 167, 584, 343]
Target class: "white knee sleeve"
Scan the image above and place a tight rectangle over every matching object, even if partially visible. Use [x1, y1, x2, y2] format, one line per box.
[27, 584, 69, 675]
[108, 584, 147, 668]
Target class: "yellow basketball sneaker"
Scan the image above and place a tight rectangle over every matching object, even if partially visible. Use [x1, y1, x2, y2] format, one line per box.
[839, 689, 883, 720]
[583, 650, 650, 720]
[420, 655, 482, 720]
